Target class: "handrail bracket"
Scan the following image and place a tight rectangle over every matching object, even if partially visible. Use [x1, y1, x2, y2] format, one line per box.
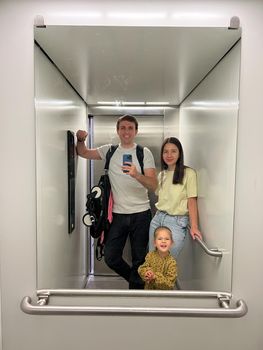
[37, 292, 50, 306]
[218, 295, 231, 309]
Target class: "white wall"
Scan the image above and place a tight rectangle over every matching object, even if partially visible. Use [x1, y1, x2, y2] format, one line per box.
[0, 1, 263, 350]
[177, 41, 240, 291]
[35, 45, 87, 288]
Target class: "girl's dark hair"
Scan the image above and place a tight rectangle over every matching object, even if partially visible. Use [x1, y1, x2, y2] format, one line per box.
[161, 137, 185, 184]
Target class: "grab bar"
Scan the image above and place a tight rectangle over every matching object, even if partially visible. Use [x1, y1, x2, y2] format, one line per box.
[21, 290, 247, 318]
[187, 225, 223, 257]
[195, 237, 223, 257]
[36, 289, 232, 298]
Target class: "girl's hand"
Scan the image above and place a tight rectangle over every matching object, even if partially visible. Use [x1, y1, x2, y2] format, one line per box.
[145, 270, 155, 282]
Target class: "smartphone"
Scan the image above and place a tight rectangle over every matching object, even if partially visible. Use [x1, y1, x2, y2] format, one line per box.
[123, 154, 132, 173]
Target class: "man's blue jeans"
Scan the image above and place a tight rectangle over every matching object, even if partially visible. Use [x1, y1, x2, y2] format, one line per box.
[104, 209, 151, 289]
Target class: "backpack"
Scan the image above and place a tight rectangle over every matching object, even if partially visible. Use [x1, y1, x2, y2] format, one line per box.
[82, 144, 144, 260]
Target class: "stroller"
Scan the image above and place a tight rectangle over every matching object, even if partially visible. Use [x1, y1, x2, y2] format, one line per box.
[82, 173, 112, 260]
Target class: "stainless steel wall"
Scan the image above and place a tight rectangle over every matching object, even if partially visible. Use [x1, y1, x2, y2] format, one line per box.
[34, 44, 88, 289]
[177, 41, 241, 291]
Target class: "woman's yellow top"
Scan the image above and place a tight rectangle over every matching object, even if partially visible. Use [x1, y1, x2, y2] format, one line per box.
[155, 167, 197, 215]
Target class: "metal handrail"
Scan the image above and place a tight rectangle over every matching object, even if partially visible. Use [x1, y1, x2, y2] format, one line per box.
[187, 226, 223, 257]
[36, 289, 232, 298]
[20, 289, 247, 318]
[195, 237, 223, 257]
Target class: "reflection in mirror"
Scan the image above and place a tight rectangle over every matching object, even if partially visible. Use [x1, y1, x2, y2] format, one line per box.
[34, 25, 241, 291]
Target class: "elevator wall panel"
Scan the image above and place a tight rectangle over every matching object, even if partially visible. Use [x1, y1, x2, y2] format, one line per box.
[35, 45, 88, 289]
[177, 42, 241, 291]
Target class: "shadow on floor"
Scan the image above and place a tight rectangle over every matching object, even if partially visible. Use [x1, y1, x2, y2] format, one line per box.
[85, 275, 129, 289]
[85, 275, 180, 290]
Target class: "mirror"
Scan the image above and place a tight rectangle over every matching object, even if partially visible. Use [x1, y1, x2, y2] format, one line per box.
[34, 25, 241, 291]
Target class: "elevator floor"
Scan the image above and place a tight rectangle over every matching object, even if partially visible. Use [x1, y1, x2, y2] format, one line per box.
[85, 275, 129, 289]
[85, 275, 179, 290]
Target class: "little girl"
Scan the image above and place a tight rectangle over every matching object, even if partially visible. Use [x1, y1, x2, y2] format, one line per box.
[138, 226, 177, 290]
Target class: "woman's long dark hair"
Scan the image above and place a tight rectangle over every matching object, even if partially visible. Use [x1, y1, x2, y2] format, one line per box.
[160, 137, 185, 184]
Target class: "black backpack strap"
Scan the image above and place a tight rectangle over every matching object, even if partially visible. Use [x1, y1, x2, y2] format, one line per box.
[104, 144, 144, 174]
[104, 145, 118, 170]
[136, 144, 144, 175]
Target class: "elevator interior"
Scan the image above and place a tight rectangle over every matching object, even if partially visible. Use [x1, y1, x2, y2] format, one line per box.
[34, 25, 241, 291]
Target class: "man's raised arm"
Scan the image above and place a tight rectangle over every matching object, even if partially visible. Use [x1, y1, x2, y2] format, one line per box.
[76, 130, 101, 160]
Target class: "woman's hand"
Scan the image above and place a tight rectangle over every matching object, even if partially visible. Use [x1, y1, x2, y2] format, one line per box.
[189, 227, 202, 240]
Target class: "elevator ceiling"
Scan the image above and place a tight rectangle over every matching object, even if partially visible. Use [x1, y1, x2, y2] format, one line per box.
[35, 25, 241, 106]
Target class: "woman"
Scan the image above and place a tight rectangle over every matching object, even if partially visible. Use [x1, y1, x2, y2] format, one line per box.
[149, 137, 202, 258]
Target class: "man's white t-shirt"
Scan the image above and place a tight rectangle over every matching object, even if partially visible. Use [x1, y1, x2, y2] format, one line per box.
[97, 143, 155, 214]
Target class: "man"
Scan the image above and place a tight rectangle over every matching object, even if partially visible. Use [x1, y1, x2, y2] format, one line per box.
[77, 114, 157, 289]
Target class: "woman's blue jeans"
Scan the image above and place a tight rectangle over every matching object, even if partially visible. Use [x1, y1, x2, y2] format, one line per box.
[149, 211, 189, 258]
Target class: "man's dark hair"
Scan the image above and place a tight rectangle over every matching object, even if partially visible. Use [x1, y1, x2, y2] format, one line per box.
[116, 114, 138, 130]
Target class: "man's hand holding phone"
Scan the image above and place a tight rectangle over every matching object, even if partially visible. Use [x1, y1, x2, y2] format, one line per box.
[122, 154, 140, 179]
